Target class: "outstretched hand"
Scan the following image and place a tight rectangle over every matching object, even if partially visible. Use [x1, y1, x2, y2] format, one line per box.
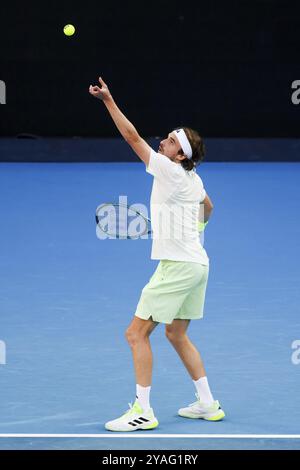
[89, 77, 112, 101]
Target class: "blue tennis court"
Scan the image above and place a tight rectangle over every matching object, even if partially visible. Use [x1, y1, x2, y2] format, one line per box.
[0, 159, 299, 450]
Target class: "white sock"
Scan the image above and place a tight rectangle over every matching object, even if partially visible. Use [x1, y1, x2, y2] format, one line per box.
[136, 384, 151, 411]
[193, 376, 214, 405]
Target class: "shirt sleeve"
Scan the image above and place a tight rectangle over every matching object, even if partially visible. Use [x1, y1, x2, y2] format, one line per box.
[200, 187, 206, 203]
[146, 149, 182, 183]
[195, 174, 206, 202]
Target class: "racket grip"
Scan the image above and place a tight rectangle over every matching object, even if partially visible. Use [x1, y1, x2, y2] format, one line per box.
[198, 221, 208, 232]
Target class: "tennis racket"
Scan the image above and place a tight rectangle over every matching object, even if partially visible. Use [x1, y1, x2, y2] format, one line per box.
[95, 202, 152, 239]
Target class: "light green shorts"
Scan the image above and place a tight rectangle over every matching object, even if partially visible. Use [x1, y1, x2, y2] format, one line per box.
[135, 260, 209, 325]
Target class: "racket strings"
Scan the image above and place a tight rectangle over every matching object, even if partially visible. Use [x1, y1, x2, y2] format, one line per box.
[96, 204, 150, 238]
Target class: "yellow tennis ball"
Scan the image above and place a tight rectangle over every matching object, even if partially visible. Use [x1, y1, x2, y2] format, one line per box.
[63, 24, 75, 36]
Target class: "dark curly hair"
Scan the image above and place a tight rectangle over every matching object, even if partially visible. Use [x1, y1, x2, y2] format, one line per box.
[175, 127, 206, 171]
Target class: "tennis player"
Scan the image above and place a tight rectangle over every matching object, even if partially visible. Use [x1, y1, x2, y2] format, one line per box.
[89, 77, 225, 431]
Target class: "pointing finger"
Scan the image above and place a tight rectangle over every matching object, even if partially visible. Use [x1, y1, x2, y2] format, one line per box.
[98, 77, 106, 87]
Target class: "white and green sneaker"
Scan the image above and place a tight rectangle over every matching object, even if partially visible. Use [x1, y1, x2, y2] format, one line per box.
[178, 394, 225, 421]
[105, 400, 159, 432]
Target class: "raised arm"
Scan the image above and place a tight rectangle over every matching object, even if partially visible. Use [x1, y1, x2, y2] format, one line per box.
[89, 77, 151, 165]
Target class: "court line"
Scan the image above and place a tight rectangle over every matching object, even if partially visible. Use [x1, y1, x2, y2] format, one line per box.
[0, 434, 300, 439]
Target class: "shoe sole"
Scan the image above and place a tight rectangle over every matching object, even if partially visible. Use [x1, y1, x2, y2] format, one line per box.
[178, 410, 225, 421]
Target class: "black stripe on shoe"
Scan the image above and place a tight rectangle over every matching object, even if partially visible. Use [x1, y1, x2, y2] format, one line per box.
[129, 417, 150, 426]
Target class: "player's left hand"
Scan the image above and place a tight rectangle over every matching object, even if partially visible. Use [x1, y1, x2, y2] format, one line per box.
[89, 77, 112, 101]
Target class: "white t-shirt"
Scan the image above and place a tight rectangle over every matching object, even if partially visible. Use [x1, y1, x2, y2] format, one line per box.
[146, 149, 209, 265]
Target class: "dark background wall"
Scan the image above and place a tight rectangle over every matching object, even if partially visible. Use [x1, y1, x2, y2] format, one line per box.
[0, 0, 300, 138]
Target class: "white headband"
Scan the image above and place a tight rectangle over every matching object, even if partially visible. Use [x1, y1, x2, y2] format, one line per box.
[173, 128, 193, 159]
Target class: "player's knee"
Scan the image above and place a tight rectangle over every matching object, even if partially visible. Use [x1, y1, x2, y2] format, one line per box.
[165, 327, 186, 344]
[125, 327, 142, 348]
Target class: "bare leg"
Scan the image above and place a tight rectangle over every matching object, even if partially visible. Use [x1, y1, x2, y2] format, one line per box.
[126, 316, 158, 386]
[165, 319, 206, 380]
